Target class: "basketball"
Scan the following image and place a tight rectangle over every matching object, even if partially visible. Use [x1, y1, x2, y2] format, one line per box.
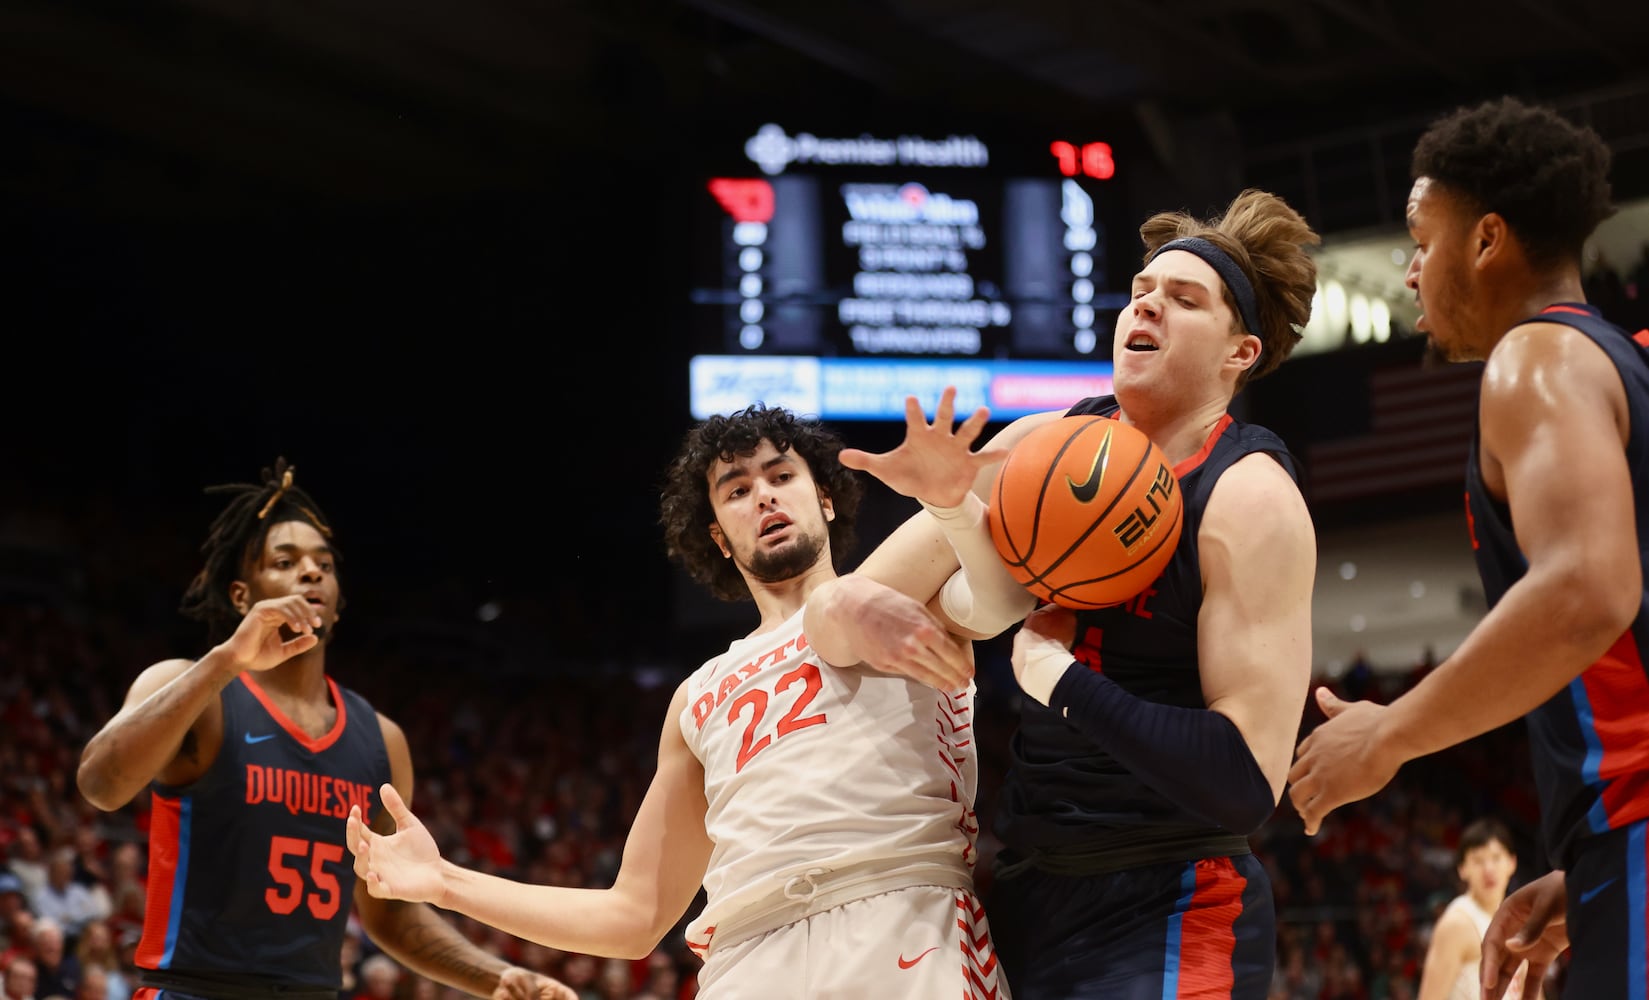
[987, 415, 1184, 609]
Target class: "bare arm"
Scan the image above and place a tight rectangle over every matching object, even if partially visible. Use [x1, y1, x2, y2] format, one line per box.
[1289, 325, 1639, 833]
[351, 681, 714, 962]
[77, 594, 322, 810]
[1378, 325, 1639, 755]
[1196, 452, 1316, 801]
[804, 574, 974, 689]
[1415, 906, 1474, 1000]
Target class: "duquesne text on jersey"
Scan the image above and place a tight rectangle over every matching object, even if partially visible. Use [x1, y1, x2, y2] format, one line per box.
[244, 765, 376, 819]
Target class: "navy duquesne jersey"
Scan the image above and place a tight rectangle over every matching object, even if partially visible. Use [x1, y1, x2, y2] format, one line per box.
[137, 672, 389, 989]
[1465, 303, 1649, 870]
[995, 396, 1301, 853]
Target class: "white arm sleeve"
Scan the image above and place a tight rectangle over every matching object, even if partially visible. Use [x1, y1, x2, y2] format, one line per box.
[922, 493, 1038, 637]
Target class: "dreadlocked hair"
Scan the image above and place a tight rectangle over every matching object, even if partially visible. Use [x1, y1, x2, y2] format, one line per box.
[659, 403, 863, 603]
[178, 457, 340, 642]
[1412, 96, 1614, 270]
[1138, 188, 1321, 385]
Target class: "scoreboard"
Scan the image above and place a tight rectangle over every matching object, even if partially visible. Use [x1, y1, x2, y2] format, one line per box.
[690, 122, 1132, 421]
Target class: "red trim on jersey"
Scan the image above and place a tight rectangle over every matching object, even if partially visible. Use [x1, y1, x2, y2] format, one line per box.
[956, 892, 1001, 999]
[1583, 631, 1649, 827]
[1541, 305, 1593, 317]
[1634, 329, 1649, 348]
[136, 794, 182, 969]
[1173, 414, 1235, 479]
[1174, 857, 1246, 998]
[238, 674, 350, 752]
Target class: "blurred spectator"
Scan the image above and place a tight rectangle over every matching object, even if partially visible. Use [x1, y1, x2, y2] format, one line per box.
[0, 911, 36, 972]
[29, 850, 106, 943]
[70, 921, 126, 1000]
[29, 919, 78, 1000]
[0, 875, 27, 934]
[6, 831, 47, 906]
[2, 956, 36, 1000]
[339, 930, 363, 997]
[68, 966, 103, 1000]
[594, 958, 631, 1000]
[558, 954, 600, 1000]
[351, 954, 401, 1000]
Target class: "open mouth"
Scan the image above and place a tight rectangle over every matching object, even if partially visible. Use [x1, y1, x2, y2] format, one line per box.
[1125, 333, 1159, 352]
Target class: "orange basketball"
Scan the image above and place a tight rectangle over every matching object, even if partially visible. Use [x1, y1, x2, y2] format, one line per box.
[987, 415, 1184, 609]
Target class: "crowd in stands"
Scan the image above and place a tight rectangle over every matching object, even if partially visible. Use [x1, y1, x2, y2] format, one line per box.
[0, 495, 1562, 1000]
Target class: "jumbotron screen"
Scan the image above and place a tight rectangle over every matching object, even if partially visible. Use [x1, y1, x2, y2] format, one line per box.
[689, 122, 1132, 421]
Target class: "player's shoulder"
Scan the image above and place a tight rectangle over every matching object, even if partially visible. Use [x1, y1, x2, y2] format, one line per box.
[1489, 315, 1611, 378]
[124, 657, 203, 702]
[1428, 897, 1480, 947]
[1201, 450, 1313, 554]
[1208, 449, 1309, 514]
[1485, 318, 1626, 416]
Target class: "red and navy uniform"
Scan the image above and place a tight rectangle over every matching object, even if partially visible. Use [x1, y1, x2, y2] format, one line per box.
[986, 395, 1294, 1000]
[134, 673, 388, 1000]
[1465, 302, 1649, 998]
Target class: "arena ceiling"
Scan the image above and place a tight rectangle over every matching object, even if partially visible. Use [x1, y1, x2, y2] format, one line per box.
[5, 0, 1649, 211]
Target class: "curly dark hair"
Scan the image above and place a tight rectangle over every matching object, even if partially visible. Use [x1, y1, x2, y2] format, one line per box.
[1137, 188, 1321, 385]
[178, 457, 341, 643]
[660, 404, 863, 603]
[1412, 96, 1614, 269]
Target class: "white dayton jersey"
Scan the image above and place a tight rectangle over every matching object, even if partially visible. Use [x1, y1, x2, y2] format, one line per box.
[679, 605, 981, 954]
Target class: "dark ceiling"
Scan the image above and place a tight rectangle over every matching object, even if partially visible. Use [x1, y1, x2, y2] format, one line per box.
[6, 0, 1649, 213]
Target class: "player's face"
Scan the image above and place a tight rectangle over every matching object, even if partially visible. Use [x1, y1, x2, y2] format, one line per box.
[1457, 838, 1516, 900]
[706, 439, 834, 585]
[1113, 250, 1258, 404]
[243, 520, 342, 639]
[1405, 177, 1488, 362]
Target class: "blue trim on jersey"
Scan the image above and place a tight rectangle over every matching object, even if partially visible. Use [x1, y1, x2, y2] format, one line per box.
[164, 797, 192, 967]
[1630, 822, 1646, 1000]
[1161, 862, 1197, 1000]
[1572, 677, 1614, 835]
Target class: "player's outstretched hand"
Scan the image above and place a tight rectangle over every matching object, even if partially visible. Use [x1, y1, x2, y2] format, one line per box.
[839, 386, 1007, 508]
[1480, 870, 1567, 1000]
[1286, 687, 1403, 835]
[494, 966, 578, 1000]
[217, 595, 323, 672]
[347, 783, 446, 905]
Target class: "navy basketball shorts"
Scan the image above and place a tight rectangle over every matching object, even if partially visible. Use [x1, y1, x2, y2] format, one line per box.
[1563, 818, 1648, 999]
[986, 853, 1273, 1000]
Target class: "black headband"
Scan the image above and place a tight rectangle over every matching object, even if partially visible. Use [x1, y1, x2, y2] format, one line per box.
[1146, 236, 1262, 340]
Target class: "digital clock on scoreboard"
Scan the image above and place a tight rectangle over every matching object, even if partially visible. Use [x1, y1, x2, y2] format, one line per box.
[689, 122, 1132, 421]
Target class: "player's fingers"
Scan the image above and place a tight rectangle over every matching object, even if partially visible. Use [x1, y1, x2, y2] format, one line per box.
[838, 448, 876, 472]
[1520, 959, 1550, 997]
[1314, 686, 1345, 716]
[935, 386, 956, 428]
[904, 395, 927, 429]
[280, 633, 320, 658]
[380, 782, 415, 827]
[957, 405, 991, 443]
